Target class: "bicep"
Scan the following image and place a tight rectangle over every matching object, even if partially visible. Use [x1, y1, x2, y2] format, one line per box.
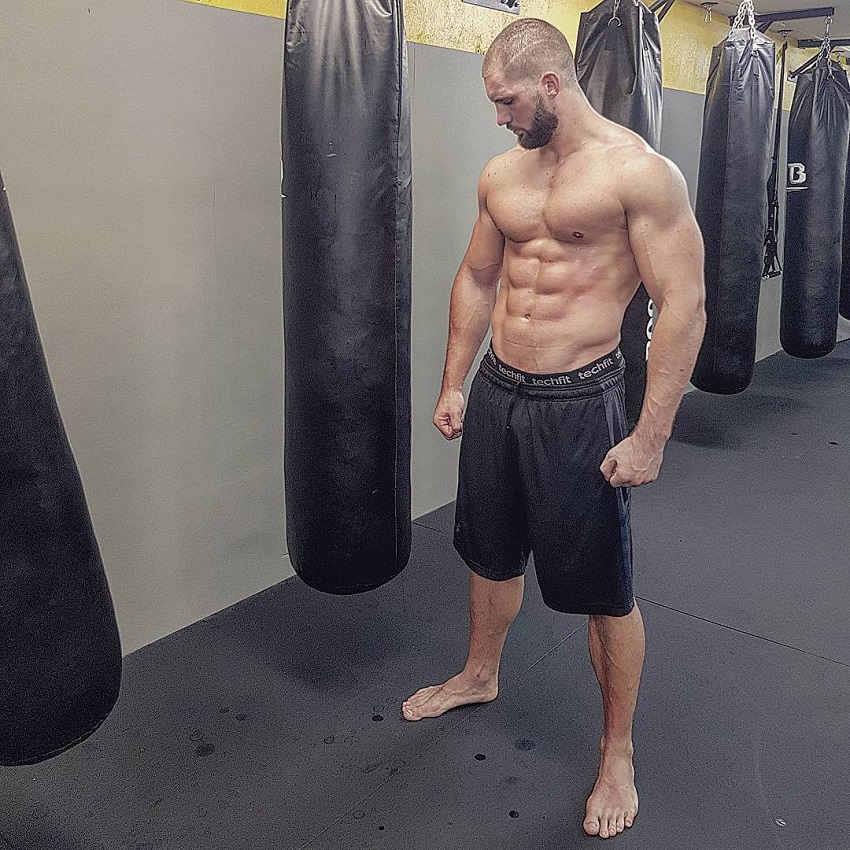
[626, 161, 704, 310]
[460, 173, 505, 287]
[464, 209, 505, 281]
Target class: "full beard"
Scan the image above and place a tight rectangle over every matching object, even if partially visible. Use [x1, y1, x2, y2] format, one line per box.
[516, 95, 559, 150]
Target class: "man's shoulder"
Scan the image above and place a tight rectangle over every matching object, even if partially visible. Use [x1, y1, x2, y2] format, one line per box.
[603, 140, 686, 208]
[613, 151, 692, 225]
[481, 147, 524, 183]
[596, 128, 667, 177]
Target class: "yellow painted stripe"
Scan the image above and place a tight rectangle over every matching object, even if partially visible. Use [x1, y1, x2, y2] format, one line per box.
[182, 0, 285, 18]
[406, 0, 580, 57]
[181, 0, 834, 107]
[407, 0, 826, 104]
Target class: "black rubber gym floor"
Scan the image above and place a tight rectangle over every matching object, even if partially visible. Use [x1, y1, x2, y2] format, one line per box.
[2, 341, 848, 850]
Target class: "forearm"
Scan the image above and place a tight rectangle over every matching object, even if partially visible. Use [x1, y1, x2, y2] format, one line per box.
[633, 299, 706, 445]
[442, 266, 498, 392]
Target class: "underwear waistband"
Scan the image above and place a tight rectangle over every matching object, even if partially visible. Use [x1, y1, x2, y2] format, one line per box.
[480, 346, 624, 394]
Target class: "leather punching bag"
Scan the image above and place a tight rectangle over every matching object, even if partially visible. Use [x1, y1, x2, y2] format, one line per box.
[282, 0, 412, 593]
[576, 0, 663, 429]
[691, 27, 775, 394]
[0, 173, 122, 766]
[841, 143, 850, 320]
[781, 58, 850, 357]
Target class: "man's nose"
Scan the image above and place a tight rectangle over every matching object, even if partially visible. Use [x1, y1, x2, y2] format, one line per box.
[496, 108, 511, 127]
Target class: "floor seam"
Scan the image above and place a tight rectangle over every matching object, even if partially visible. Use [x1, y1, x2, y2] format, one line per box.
[411, 519, 452, 535]
[637, 596, 850, 668]
[501, 622, 589, 684]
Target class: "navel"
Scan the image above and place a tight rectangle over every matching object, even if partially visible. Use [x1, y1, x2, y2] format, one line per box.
[573, 231, 585, 239]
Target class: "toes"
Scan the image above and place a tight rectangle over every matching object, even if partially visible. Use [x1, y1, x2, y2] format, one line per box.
[403, 687, 445, 720]
[624, 811, 635, 828]
[583, 816, 600, 837]
[402, 702, 427, 721]
[600, 817, 612, 839]
[615, 813, 625, 834]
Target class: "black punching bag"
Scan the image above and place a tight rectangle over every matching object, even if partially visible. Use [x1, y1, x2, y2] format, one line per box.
[0, 173, 122, 766]
[841, 145, 850, 320]
[781, 58, 850, 357]
[576, 0, 662, 428]
[282, 0, 412, 594]
[691, 27, 775, 394]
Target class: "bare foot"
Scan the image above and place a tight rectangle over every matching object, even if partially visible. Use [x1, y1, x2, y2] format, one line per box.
[583, 745, 639, 839]
[402, 672, 498, 721]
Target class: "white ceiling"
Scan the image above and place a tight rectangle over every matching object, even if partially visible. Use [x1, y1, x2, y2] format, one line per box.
[683, 0, 850, 48]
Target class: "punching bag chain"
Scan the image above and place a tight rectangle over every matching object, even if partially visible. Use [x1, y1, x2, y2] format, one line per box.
[817, 16, 833, 75]
[610, 0, 622, 28]
[731, 0, 758, 53]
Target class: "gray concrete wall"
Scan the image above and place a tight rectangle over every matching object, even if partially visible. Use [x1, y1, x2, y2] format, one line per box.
[409, 43, 511, 514]
[0, 5, 512, 654]
[0, 8, 844, 653]
[0, 0, 287, 652]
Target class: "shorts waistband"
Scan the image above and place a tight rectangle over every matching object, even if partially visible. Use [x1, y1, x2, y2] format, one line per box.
[480, 346, 625, 396]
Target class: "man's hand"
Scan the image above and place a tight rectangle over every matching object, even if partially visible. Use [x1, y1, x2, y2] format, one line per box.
[434, 389, 465, 440]
[600, 433, 665, 488]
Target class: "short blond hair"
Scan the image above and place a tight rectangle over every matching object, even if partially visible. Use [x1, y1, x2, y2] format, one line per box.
[483, 18, 577, 88]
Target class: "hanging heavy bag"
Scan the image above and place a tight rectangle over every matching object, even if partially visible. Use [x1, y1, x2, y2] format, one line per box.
[0, 172, 122, 766]
[692, 16, 775, 394]
[781, 57, 850, 357]
[841, 144, 850, 320]
[282, 0, 412, 594]
[576, 0, 663, 429]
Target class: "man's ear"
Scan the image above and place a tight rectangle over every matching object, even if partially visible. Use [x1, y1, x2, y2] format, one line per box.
[541, 72, 560, 99]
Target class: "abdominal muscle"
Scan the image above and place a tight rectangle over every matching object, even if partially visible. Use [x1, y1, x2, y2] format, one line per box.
[491, 239, 640, 374]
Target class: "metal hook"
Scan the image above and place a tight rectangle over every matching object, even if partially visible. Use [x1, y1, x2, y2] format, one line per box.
[817, 14, 834, 70]
[609, 0, 623, 27]
[700, 2, 717, 23]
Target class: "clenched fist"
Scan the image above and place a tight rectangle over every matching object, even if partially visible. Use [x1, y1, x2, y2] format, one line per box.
[434, 389, 465, 440]
[600, 433, 665, 488]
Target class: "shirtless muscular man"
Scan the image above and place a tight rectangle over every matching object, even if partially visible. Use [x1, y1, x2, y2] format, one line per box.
[403, 18, 706, 841]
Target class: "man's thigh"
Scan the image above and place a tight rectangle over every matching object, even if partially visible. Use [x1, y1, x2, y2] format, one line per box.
[518, 387, 634, 616]
[453, 374, 530, 580]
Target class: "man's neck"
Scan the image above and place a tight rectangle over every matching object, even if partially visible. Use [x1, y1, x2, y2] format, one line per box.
[544, 90, 603, 160]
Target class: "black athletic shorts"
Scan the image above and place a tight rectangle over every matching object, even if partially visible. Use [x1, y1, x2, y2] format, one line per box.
[453, 345, 634, 617]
